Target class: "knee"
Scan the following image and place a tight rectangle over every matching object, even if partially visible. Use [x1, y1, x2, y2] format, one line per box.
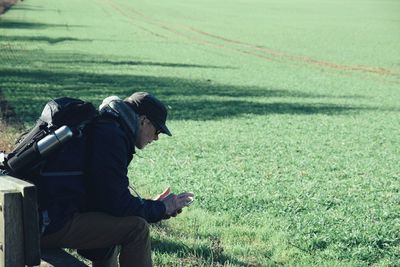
[127, 216, 150, 242]
[136, 216, 149, 235]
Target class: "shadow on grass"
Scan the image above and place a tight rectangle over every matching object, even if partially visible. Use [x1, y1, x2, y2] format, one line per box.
[6, 5, 54, 12]
[0, 35, 91, 44]
[0, 87, 21, 127]
[0, 68, 369, 123]
[0, 20, 82, 29]
[49, 59, 234, 69]
[152, 238, 251, 266]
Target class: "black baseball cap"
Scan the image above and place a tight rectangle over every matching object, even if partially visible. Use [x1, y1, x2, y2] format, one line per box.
[124, 92, 172, 136]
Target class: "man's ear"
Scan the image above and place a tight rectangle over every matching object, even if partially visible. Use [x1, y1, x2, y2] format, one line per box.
[139, 115, 146, 125]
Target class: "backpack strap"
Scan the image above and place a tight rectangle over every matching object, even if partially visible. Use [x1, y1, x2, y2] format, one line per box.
[80, 117, 99, 212]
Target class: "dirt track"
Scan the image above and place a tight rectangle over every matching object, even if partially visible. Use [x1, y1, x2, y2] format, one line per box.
[104, 0, 395, 78]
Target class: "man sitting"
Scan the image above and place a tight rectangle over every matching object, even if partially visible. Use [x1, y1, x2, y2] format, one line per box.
[39, 92, 194, 266]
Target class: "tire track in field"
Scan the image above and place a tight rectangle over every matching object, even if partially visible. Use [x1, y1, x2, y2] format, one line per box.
[188, 28, 394, 76]
[103, 0, 396, 78]
[104, 0, 278, 62]
[102, 0, 168, 40]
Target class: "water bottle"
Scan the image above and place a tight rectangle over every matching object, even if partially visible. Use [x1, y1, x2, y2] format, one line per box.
[6, 126, 74, 174]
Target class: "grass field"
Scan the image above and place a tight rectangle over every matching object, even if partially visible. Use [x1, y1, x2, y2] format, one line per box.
[1, 0, 400, 266]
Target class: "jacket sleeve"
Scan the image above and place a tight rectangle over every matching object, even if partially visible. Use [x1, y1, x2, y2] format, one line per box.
[87, 122, 166, 223]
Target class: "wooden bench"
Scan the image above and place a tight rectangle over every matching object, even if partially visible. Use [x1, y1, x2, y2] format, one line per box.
[0, 175, 87, 267]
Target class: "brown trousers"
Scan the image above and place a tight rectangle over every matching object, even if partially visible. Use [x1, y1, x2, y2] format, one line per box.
[41, 212, 152, 267]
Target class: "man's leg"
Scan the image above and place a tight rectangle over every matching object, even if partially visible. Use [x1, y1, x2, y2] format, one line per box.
[41, 212, 152, 267]
[77, 246, 119, 267]
[91, 247, 119, 267]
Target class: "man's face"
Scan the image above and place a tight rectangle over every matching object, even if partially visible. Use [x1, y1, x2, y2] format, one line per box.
[135, 115, 160, 149]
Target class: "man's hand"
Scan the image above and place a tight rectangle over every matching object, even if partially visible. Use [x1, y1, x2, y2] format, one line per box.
[154, 187, 171, 201]
[154, 187, 194, 216]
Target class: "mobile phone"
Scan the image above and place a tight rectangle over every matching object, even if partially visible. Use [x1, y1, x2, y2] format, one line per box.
[186, 197, 194, 206]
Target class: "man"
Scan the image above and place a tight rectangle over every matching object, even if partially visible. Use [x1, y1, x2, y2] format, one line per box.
[38, 92, 194, 266]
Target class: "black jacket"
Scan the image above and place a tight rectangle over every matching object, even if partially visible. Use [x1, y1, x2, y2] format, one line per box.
[38, 118, 166, 235]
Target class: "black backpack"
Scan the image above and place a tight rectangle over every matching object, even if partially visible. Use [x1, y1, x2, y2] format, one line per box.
[0, 97, 98, 179]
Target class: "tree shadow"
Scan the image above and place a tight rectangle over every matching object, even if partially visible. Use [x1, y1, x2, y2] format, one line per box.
[0, 20, 82, 29]
[6, 6, 54, 12]
[49, 59, 234, 69]
[0, 66, 376, 125]
[0, 35, 91, 44]
[0, 67, 371, 123]
[2, 50, 366, 99]
[0, 88, 22, 127]
[151, 238, 252, 266]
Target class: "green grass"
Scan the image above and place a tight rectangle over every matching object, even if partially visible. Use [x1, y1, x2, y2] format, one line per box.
[1, 0, 400, 266]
